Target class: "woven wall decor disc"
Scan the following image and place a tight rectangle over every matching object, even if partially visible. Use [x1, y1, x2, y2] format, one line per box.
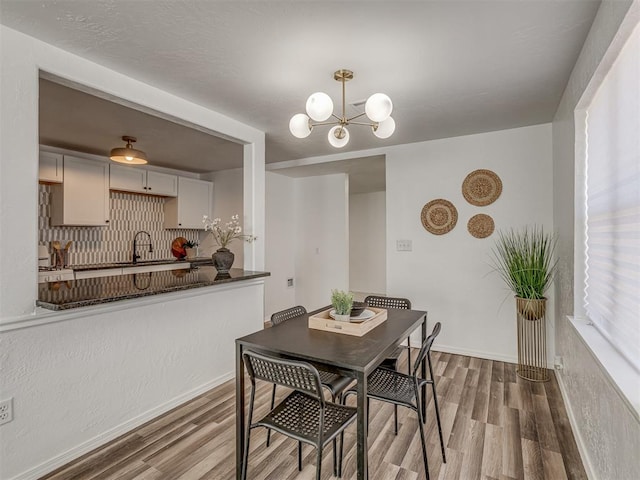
[467, 214, 495, 238]
[462, 169, 502, 206]
[421, 199, 458, 235]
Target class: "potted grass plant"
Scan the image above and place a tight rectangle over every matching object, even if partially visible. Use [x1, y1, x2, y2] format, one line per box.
[331, 289, 353, 322]
[491, 226, 557, 320]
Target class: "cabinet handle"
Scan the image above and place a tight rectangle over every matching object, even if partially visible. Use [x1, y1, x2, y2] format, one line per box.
[148, 187, 152, 191]
[105, 220, 109, 223]
[178, 223, 182, 226]
[143, 186, 147, 190]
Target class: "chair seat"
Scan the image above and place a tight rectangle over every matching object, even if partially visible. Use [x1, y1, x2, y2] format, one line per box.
[346, 367, 427, 410]
[257, 391, 357, 447]
[318, 370, 353, 396]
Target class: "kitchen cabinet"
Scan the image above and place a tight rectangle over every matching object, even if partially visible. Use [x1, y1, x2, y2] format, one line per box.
[39, 151, 63, 183]
[50, 155, 110, 226]
[164, 177, 213, 229]
[109, 164, 178, 197]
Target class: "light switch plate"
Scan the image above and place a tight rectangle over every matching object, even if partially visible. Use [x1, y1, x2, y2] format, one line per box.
[396, 239, 412, 251]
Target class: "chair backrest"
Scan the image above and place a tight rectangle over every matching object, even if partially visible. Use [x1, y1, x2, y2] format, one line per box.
[412, 322, 441, 376]
[242, 350, 324, 404]
[364, 295, 411, 310]
[271, 305, 307, 326]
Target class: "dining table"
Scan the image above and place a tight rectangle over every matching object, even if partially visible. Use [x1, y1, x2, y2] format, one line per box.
[235, 306, 428, 480]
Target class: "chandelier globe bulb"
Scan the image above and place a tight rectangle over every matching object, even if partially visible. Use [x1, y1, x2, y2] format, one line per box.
[328, 125, 350, 148]
[373, 116, 396, 139]
[365, 93, 393, 122]
[289, 113, 313, 138]
[305, 92, 333, 121]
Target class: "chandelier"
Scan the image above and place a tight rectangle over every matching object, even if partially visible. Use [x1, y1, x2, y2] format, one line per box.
[289, 69, 395, 148]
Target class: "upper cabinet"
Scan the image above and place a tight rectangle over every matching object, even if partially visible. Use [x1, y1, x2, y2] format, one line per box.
[109, 164, 177, 197]
[50, 156, 110, 226]
[164, 177, 213, 229]
[39, 151, 63, 183]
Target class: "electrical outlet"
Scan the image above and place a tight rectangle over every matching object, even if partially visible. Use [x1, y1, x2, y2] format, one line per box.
[0, 398, 13, 425]
[287, 278, 294, 288]
[396, 239, 412, 251]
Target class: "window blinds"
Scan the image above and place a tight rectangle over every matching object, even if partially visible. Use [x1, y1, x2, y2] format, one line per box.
[584, 24, 640, 370]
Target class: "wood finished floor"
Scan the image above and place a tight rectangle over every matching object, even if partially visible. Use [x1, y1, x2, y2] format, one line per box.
[40, 352, 586, 480]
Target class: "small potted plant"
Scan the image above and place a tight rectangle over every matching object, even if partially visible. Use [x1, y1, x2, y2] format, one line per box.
[182, 240, 199, 260]
[331, 289, 354, 322]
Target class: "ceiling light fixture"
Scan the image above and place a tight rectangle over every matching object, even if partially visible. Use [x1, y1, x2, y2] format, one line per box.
[109, 136, 148, 165]
[289, 69, 395, 148]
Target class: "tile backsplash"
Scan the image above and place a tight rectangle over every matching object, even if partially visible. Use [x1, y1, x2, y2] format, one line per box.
[39, 185, 199, 266]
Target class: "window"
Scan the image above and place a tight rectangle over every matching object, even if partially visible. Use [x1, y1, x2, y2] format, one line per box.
[582, 23, 640, 371]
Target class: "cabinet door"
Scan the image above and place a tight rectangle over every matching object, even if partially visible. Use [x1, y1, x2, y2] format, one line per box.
[146, 171, 178, 197]
[109, 164, 146, 193]
[39, 151, 63, 183]
[52, 156, 110, 226]
[164, 177, 213, 229]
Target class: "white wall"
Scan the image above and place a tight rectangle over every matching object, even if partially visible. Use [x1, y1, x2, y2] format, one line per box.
[264, 172, 296, 319]
[552, 2, 640, 479]
[0, 26, 266, 479]
[294, 174, 349, 311]
[201, 168, 245, 267]
[386, 124, 554, 362]
[349, 191, 386, 295]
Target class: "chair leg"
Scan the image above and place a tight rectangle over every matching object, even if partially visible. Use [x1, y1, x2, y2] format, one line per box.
[316, 445, 323, 480]
[298, 442, 303, 471]
[416, 405, 431, 480]
[406, 336, 412, 375]
[394, 404, 398, 435]
[266, 384, 277, 447]
[331, 392, 338, 476]
[428, 355, 446, 462]
[338, 431, 345, 477]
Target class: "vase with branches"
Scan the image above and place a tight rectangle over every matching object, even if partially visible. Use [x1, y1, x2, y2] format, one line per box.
[203, 214, 257, 273]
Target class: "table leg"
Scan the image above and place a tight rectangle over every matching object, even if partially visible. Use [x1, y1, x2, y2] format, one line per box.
[421, 315, 427, 420]
[236, 343, 245, 480]
[356, 370, 368, 480]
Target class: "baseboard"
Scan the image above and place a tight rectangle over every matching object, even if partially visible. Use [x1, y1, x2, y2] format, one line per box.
[431, 343, 518, 364]
[554, 369, 597, 480]
[10, 371, 235, 480]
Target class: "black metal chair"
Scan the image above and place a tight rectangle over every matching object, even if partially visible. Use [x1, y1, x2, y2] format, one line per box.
[365, 295, 413, 374]
[241, 350, 357, 480]
[364, 295, 412, 434]
[267, 306, 353, 473]
[339, 322, 446, 480]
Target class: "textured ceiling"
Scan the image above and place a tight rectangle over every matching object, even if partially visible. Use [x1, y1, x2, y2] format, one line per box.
[1, 0, 600, 168]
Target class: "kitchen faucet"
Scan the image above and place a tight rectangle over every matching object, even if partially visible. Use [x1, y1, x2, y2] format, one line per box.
[132, 231, 153, 264]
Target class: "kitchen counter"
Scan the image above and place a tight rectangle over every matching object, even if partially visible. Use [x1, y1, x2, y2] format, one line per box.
[37, 266, 270, 311]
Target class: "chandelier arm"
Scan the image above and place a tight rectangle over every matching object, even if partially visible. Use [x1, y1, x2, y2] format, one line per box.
[346, 112, 368, 122]
[310, 120, 341, 127]
[331, 113, 342, 121]
[348, 121, 377, 127]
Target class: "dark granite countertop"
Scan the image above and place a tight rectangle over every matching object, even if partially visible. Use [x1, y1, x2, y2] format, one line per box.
[37, 266, 270, 311]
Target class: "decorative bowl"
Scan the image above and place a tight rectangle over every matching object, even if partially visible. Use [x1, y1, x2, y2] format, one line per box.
[350, 301, 368, 317]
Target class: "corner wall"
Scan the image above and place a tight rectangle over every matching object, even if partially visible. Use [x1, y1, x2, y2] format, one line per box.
[349, 191, 386, 295]
[294, 174, 349, 311]
[551, 1, 640, 478]
[264, 172, 296, 319]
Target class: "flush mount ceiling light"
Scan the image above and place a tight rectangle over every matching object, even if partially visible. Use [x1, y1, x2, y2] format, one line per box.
[109, 136, 148, 165]
[289, 69, 395, 148]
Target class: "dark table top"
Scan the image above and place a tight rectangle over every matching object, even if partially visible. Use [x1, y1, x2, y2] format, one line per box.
[37, 266, 270, 311]
[236, 308, 427, 374]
